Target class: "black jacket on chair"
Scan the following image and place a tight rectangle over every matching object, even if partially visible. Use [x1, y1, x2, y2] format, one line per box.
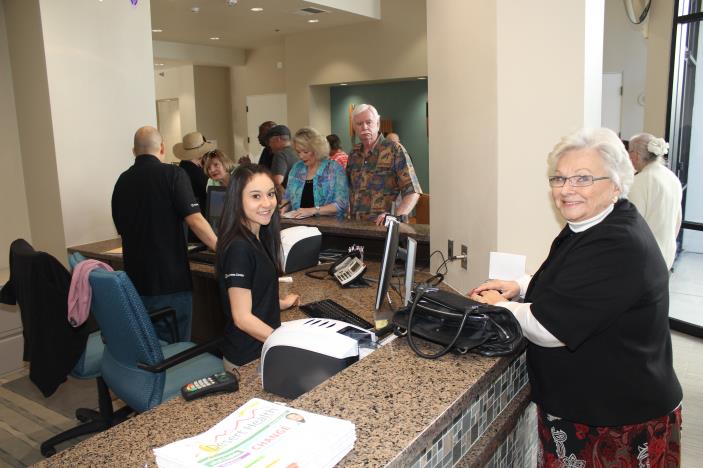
[0, 239, 89, 397]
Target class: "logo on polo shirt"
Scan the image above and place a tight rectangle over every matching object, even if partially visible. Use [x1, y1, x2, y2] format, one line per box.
[225, 273, 245, 279]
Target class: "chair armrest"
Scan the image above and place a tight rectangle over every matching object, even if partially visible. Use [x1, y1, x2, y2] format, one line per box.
[147, 306, 179, 342]
[137, 338, 224, 373]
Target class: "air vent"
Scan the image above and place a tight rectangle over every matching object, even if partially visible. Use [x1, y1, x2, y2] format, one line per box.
[296, 7, 328, 15]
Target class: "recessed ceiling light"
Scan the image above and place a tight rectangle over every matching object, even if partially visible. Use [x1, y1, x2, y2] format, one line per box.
[308, 19, 319, 23]
[152, 29, 163, 33]
[155, 63, 164, 67]
[417, 76, 427, 80]
[210, 36, 220, 40]
[191, 6, 200, 13]
[339, 83, 348, 86]
[251, 7, 263, 12]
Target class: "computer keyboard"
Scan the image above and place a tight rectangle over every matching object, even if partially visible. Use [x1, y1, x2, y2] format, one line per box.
[299, 299, 374, 330]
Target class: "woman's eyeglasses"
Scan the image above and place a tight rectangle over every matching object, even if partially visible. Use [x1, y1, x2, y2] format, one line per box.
[548, 175, 610, 187]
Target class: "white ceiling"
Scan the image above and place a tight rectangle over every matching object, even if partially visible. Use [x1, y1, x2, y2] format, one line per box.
[150, 0, 378, 50]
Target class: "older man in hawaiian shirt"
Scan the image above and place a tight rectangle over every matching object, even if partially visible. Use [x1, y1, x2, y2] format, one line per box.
[346, 104, 422, 225]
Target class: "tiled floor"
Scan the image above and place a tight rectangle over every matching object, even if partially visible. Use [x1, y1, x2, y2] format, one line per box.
[670, 251, 703, 326]
[672, 330, 703, 467]
[670, 250, 703, 466]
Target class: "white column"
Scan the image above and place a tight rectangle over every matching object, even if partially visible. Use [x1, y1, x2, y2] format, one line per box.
[4, 0, 157, 259]
[428, 0, 604, 292]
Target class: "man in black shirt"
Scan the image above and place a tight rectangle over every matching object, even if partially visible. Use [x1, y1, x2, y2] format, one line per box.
[112, 126, 217, 342]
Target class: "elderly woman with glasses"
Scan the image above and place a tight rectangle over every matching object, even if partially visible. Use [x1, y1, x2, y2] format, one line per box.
[471, 128, 682, 466]
[203, 149, 235, 188]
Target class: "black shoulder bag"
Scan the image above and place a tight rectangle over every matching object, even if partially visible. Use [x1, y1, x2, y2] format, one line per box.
[392, 284, 525, 359]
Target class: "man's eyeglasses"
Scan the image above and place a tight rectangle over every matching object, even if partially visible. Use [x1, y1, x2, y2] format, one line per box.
[548, 175, 610, 187]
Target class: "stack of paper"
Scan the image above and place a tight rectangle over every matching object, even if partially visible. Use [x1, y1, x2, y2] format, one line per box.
[154, 398, 356, 468]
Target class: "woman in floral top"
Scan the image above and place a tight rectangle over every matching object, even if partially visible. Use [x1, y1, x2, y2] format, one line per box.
[281, 128, 349, 219]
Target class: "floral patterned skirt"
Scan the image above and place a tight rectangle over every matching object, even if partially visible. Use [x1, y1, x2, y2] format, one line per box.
[537, 405, 682, 468]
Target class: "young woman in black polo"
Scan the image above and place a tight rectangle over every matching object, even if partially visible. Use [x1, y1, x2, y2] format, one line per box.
[216, 165, 299, 371]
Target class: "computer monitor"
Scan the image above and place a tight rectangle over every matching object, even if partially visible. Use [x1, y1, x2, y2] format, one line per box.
[374, 216, 401, 312]
[205, 186, 227, 234]
[403, 237, 417, 306]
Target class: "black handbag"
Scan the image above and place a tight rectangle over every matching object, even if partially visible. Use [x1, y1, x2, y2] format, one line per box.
[392, 284, 525, 359]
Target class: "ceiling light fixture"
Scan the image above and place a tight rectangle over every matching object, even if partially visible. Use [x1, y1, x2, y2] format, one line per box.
[191, 6, 200, 13]
[417, 76, 427, 80]
[251, 7, 263, 12]
[152, 29, 163, 33]
[226, 0, 238, 6]
[339, 83, 348, 86]
[155, 63, 164, 67]
[210, 37, 220, 40]
[308, 19, 319, 23]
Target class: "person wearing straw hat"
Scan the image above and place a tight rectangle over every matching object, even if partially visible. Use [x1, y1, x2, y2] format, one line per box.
[112, 126, 217, 343]
[173, 131, 214, 212]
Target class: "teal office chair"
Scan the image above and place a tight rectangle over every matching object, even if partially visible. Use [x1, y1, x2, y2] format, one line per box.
[0, 242, 130, 458]
[88, 269, 223, 412]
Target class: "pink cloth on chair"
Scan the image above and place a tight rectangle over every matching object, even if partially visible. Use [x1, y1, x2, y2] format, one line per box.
[67, 259, 114, 327]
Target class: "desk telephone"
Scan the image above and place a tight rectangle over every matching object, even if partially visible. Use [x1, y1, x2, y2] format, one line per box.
[329, 252, 367, 286]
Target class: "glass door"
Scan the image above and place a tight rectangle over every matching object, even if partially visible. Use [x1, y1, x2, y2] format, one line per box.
[667, 0, 703, 337]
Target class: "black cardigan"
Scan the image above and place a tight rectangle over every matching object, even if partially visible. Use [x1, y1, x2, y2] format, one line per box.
[525, 200, 682, 426]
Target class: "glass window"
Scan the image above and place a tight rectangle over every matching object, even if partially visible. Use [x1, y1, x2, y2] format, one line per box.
[678, 0, 703, 16]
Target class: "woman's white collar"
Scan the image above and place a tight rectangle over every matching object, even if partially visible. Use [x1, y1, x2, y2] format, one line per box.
[568, 204, 615, 233]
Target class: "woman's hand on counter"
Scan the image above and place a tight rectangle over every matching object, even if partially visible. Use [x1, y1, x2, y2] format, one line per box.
[294, 207, 318, 218]
[469, 289, 504, 305]
[280, 293, 300, 310]
[469, 279, 520, 301]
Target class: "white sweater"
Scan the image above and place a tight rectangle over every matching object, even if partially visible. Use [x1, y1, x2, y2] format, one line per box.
[627, 162, 682, 269]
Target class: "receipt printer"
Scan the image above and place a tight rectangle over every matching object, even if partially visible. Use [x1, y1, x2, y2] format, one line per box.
[280, 226, 322, 273]
[261, 318, 375, 399]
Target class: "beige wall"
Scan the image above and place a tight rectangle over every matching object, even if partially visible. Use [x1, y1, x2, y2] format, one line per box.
[428, 0, 604, 293]
[39, 0, 157, 249]
[0, 0, 31, 270]
[4, 0, 156, 260]
[644, 0, 675, 136]
[153, 40, 245, 68]
[194, 65, 234, 159]
[427, 1, 498, 292]
[4, 0, 66, 261]
[155, 65, 197, 138]
[283, 0, 427, 132]
[223, 0, 425, 158]
[603, 0, 648, 138]
[231, 43, 286, 157]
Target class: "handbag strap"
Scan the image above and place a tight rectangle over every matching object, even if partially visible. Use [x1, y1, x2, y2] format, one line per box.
[406, 287, 471, 359]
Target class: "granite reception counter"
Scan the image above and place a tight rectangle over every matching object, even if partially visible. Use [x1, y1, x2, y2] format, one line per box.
[47, 239, 535, 467]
